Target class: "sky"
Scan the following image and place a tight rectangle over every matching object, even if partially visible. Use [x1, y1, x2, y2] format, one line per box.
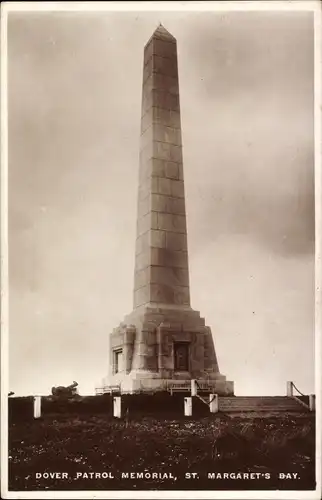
[7, 8, 315, 396]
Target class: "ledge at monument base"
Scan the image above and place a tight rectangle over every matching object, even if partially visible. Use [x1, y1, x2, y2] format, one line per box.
[118, 374, 234, 395]
[104, 370, 234, 396]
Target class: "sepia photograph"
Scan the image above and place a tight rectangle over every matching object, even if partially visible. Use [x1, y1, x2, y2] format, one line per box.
[1, 1, 321, 499]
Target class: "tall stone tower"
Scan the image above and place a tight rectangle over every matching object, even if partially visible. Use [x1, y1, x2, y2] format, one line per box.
[103, 25, 233, 395]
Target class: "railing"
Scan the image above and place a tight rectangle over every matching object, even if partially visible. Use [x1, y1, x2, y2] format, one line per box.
[194, 380, 218, 407]
[195, 380, 217, 393]
[287, 381, 314, 411]
[166, 381, 190, 395]
[95, 385, 121, 395]
[166, 379, 217, 396]
[166, 380, 218, 413]
[291, 381, 306, 397]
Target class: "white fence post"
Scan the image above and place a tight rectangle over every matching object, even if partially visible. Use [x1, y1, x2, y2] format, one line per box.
[286, 381, 293, 397]
[309, 394, 315, 412]
[209, 394, 218, 413]
[33, 396, 41, 419]
[113, 396, 122, 418]
[184, 397, 192, 416]
[191, 379, 197, 397]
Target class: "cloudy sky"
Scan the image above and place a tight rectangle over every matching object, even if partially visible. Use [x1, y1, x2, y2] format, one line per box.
[8, 7, 315, 396]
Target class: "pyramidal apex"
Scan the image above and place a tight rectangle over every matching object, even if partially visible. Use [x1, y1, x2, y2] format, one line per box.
[145, 24, 176, 46]
[153, 24, 176, 40]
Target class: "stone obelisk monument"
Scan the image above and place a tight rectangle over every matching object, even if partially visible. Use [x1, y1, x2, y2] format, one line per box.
[102, 25, 234, 395]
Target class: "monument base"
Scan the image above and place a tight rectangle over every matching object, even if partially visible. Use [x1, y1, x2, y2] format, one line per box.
[101, 303, 234, 396]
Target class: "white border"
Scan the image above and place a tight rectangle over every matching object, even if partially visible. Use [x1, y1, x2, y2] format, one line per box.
[314, 2, 322, 499]
[1, 1, 9, 498]
[1, 1, 321, 499]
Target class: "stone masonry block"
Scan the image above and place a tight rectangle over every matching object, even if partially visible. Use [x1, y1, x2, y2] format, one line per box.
[170, 179, 185, 198]
[134, 268, 150, 290]
[173, 285, 190, 306]
[151, 194, 185, 215]
[137, 213, 151, 237]
[144, 38, 153, 65]
[165, 232, 188, 251]
[141, 90, 152, 115]
[165, 161, 180, 179]
[169, 110, 181, 129]
[170, 145, 182, 163]
[137, 211, 158, 236]
[144, 38, 176, 68]
[156, 177, 171, 196]
[135, 250, 150, 271]
[182, 323, 206, 333]
[134, 286, 150, 307]
[160, 355, 173, 370]
[150, 283, 189, 305]
[154, 124, 182, 146]
[178, 162, 184, 180]
[143, 88, 180, 117]
[153, 141, 183, 163]
[157, 213, 187, 233]
[153, 141, 172, 162]
[143, 74, 154, 95]
[143, 57, 153, 84]
[140, 125, 153, 151]
[152, 90, 180, 112]
[151, 159, 180, 179]
[153, 74, 179, 95]
[140, 141, 153, 163]
[138, 177, 151, 201]
[149, 229, 166, 248]
[149, 158, 165, 178]
[137, 194, 150, 217]
[151, 248, 189, 269]
[135, 231, 149, 255]
[152, 107, 170, 127]
[110, 330, 124, 348]
[152, 107, 181, 129]
[153, 55, 178, 78]
[150, 176, 185, 199]
[150, 266, 189, 287]
[141, 108, 153, 135]
[151, 176, 159, 195]
[172, 332, 192, 342]
[139, 158, 152, 184]
[153, 38, 177, 59]
[151, 211, 158, 230]
[143, 329, 156, 345]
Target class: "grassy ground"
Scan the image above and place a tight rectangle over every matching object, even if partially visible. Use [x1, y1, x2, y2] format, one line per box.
[8, 412, 315, 491]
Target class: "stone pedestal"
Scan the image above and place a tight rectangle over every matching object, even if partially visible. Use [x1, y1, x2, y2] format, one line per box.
[106, 304, 234, 395]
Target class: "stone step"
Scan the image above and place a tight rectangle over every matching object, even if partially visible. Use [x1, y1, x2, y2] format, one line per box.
[219, 400, 300, 404]
[218, 396, 308, 413]
[219, 400, 301, 406]
[219, 396, 299, 400]
[219, 397, 301, 403]
[218, 407, 303, 411]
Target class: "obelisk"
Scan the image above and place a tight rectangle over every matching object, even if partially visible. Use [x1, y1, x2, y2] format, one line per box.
[103, 25, 234, 395]
[134, 24, 190, 311]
